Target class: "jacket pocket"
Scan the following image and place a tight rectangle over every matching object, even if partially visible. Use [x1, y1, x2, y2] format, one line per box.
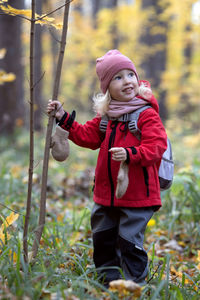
[142, 167, 149, 197]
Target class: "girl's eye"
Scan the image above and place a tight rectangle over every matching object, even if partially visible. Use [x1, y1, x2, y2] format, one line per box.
[114, 75, 121, 80]
[128, 72, 134, 77]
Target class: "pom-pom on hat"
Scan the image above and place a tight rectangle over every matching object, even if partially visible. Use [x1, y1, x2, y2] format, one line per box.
[96, 49, 139, 94]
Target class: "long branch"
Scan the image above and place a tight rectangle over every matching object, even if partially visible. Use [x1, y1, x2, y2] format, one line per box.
[36, 0, 73, 22]
[23, 0, 36, 263]
[31, 0, 71, 259]
[0, 0, 73, 23]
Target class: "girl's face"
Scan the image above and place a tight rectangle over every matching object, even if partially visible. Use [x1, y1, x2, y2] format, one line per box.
[108, 69, 139, 102]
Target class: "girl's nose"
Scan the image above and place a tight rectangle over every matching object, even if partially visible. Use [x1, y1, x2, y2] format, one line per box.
[123, 75, 131, 84]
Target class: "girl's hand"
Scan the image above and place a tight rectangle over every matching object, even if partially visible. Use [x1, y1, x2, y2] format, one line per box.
[47, 100, 65, 121]
[109, 147, 127, 162]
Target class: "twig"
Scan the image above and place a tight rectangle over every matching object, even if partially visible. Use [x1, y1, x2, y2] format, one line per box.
[0, 12, 31, 22]
[147, 265, 160, 284]
[35, 0, 74, 22]
[0, 203, 25, 217]
[32, 71, 45, 90]
[48, 27, 61, 44]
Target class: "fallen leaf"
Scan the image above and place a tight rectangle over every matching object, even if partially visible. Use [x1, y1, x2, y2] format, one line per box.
[109, 279, 141, 297]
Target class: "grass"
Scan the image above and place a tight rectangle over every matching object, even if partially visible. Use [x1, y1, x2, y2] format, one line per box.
[0, 129, 200, 299]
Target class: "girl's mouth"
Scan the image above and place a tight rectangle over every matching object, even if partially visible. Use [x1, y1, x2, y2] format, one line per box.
[123, 87, 133, 93]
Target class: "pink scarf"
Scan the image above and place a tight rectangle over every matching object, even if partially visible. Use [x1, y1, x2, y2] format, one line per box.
[107, 97, 148, 118]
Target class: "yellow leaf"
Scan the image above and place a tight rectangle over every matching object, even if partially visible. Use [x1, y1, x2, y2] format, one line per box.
[197, 250, 200, 262]
[51, 22, 63, 30]
[22, 173, 39, 184]
[154, 229, 168, 236]
[0, 5, 62, 30]
[0, 231, 5, 243]
[147, 219, 156, 227]
[0, 71, 16, 84]
[4, 212, 19, 228]
[109, 279, 141, 297]
[0, 5, 32, 18]
[38, 15, 55, 23]
[0, 231, 11, 244]
[57, 214, 64, 222]
[9, 250, 18, 263]
[178, 241, 186, 247]
[10, 165, 22, 178]
[0, 48, 6, 59]
[69, 231, 81, 246]
[170, 265, 182, 280]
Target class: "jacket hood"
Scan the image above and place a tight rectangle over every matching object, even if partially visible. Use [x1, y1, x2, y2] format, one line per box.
[139, 80, 159, 113]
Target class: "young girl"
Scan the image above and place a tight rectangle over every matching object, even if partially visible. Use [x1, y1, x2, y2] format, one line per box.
[47, 49, 167, 286]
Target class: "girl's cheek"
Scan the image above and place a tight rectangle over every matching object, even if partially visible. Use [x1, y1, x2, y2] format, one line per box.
[134, 86, 139, 94]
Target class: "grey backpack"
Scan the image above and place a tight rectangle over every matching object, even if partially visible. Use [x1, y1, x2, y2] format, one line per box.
[100, 106, 174, 190]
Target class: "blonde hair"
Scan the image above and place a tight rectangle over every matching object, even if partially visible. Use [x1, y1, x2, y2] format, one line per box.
[93, 82, 153, 116]
[93, 90, 111, 116]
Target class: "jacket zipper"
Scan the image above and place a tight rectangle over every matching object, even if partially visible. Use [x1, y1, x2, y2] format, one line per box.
[108, 122, 118, 206]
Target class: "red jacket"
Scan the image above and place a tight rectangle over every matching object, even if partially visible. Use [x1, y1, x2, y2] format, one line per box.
[60, 87, 167, 208]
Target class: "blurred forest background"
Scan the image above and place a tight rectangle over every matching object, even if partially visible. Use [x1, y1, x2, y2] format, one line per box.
[0, 0, 200, 168]
[0, 1, 200, 298]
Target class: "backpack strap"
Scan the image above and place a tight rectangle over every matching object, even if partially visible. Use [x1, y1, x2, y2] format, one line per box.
[128, 105, 151, 140]
[99, 114, 109, 132]
[99, 105, 152, 137]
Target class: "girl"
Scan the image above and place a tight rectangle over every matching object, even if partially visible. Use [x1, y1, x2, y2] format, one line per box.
[47, 49, 167, 286]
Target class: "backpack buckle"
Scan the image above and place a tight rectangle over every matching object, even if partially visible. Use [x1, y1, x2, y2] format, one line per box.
[128, 120, 141, 140]
[121, 113, 129, 122]
[99, 119, 108, 132]
[128, 120, 138, 133]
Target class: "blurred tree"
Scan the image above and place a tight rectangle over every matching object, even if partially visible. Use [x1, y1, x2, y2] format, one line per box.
[74, 0, 83, 13]
[40, 0, 199, 131]
[0, 0, 24, 134]
[139, 0, 169, 122]
[34, 0, 44, 131]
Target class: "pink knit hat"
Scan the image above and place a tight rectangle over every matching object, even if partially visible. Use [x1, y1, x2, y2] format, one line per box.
[96, 49, 139, 94]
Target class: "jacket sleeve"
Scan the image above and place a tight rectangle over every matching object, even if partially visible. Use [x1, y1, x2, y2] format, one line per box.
[59, 112, 105, 150]
[125, 109, 167, 167]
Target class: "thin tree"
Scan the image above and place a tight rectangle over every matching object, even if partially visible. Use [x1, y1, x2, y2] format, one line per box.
[23, 0, 36, 263]
[31, 0, 71, 259]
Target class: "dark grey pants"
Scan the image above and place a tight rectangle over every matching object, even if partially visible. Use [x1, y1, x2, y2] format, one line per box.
[91, 203, 154, 284]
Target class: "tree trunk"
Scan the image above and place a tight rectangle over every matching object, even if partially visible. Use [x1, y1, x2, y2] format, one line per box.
[0, 0, 24, 134]
[140, 0, 168, 122]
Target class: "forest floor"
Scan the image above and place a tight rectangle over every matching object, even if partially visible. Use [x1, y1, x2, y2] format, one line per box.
[0, 130, 200, 299]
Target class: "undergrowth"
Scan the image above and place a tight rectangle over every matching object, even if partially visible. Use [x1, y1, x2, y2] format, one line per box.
[0, 129, 200, 299]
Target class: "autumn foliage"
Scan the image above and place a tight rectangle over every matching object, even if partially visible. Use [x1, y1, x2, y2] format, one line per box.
[0, 0, 200, 299]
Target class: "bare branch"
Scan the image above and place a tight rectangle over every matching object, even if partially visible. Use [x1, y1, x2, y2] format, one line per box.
[0, 203, 25, 217]
[0, 12, 31, 21]
[32, 71, 45, 90]
[48, 27, 61, 44]
[35, 0, 74, 22]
